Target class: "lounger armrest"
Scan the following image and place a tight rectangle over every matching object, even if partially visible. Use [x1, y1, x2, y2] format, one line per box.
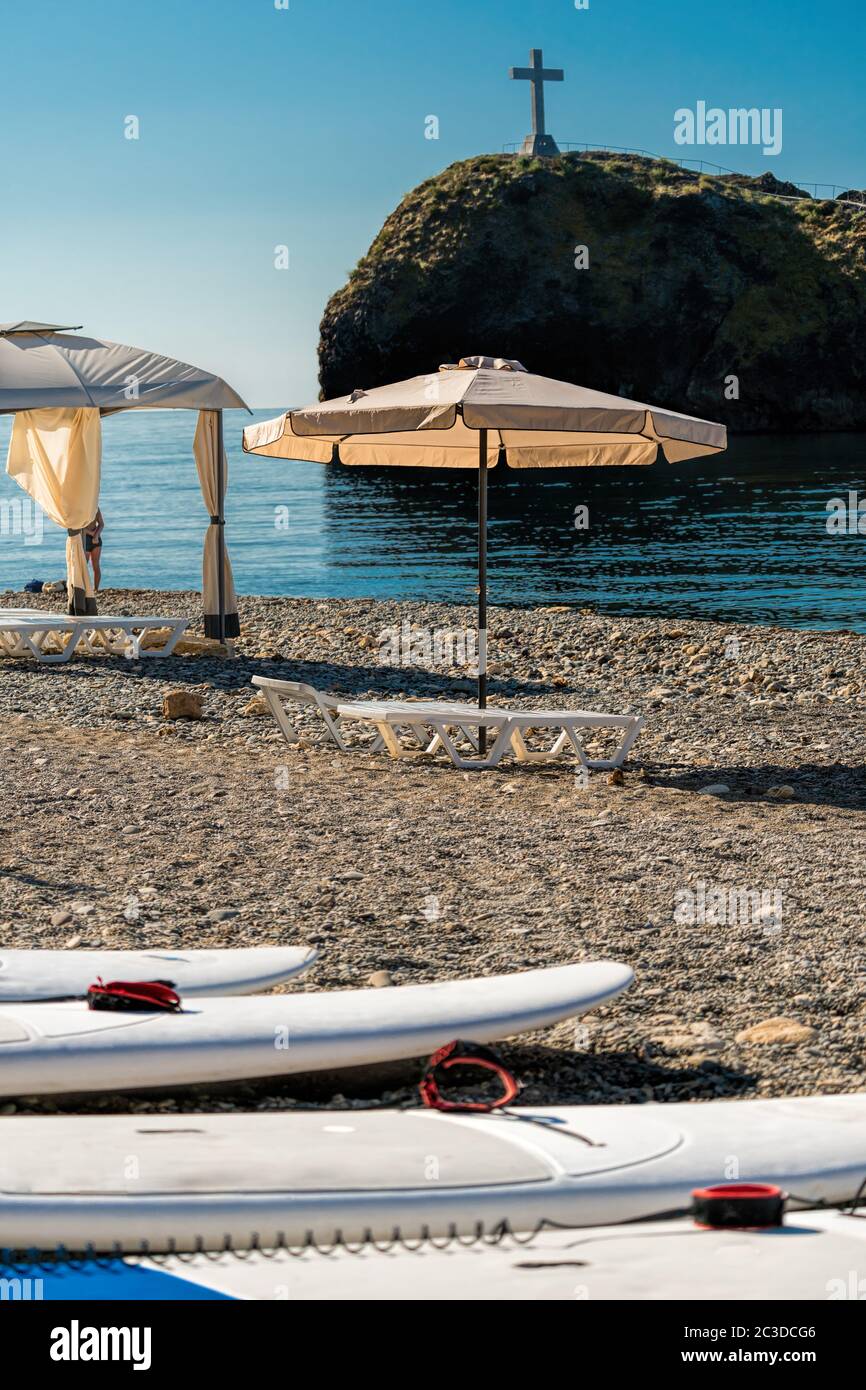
[252, 674, 339, 709]
[253, 675, 312, 697]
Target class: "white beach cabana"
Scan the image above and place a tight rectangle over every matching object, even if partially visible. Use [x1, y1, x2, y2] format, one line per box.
[244, 356, 727, 741]
[1, 321, 248, 640]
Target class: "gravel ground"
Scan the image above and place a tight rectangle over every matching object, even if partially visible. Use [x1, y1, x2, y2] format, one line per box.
[1, 587, 864, 1113]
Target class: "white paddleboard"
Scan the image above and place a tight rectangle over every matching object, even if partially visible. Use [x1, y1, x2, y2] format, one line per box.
[0, 947, 318, 1002]
[0, 961, 632, 1097]
[6, 1210, 865, 1300]
[137, 1209, 866, 1302]
[0, 1093, 862, 1253]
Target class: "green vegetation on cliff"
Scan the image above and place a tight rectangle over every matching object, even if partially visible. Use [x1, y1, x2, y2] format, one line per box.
[318, 153, 866, 431]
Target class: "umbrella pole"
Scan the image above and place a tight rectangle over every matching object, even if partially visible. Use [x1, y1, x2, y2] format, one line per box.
[478, 429, 488, 754]
[216, 409, 226, 645]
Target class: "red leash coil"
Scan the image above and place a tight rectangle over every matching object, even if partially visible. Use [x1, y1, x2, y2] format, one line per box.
[419, 1039, 520, 1112]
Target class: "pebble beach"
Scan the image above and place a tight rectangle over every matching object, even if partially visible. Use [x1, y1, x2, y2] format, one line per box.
[1, 588, 864, 1113]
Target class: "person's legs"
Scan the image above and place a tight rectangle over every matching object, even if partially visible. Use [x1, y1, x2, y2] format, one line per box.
[89, 541, 102, 591]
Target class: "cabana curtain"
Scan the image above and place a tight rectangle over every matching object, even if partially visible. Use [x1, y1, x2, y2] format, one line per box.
[194, 409, 239, 639]
[6, 406, 101, 615]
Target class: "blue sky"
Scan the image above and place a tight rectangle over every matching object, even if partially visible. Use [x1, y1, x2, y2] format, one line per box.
[1, 0, 862, 406]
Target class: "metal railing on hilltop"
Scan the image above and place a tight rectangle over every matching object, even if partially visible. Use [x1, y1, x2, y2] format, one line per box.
[500, 141, 866, 208]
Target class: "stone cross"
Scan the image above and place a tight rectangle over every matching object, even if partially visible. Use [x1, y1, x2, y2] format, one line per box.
[509, 48, 564, 156]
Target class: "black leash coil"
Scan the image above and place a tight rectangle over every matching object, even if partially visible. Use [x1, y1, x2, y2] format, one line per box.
[0, 1219, 549, 1273]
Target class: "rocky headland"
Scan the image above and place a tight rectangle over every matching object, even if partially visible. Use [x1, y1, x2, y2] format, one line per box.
[319, 152, 866, 431]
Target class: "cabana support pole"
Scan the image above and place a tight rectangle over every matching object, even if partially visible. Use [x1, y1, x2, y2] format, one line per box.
[477, 428, 488, 754]
[216, 409, 226, 644]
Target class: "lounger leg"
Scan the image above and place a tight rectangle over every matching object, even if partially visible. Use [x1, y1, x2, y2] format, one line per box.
[156, 624, 184, 657]
[585, 716, 645, 770]
[394, 722, 436, 757]
[508, 727, 547, 764]
[375, 722, 410, 759]
[508, 726, 574, 765]
[562, 725, 592, 773]
[319, 708, 352, 751]
[431, 720, 513, 770]
[97, 625, 136, 657]
[106, 627, 131, 656]
[319, 711, 382, 754]
[1, 622, 83, 663]
[452, 720, 506, 753]
[18, 631, 44, 661]
[454, 724, 480, 752]
[22, 631, 65, 663]
[414, 718, 507, 759]
[31, 626, 81, 664]
[59, 624, 85, 662]
[427, 724, 474, 769]
[425, 722, 480, 756]
[406, 724, 435, 749]
[95, 626, 127, 657]
[142, 622, 186, 658]
[509, 727, 529, 762]
[263, 688, 302, 744]
[481, 720, 514, 768]
[382, 722, 440, 757]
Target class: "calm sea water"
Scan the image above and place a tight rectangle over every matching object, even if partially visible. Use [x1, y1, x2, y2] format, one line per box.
[0, 409, 864, 631]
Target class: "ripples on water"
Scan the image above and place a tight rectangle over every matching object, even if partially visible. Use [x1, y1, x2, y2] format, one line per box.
[0, 409, 863, 631]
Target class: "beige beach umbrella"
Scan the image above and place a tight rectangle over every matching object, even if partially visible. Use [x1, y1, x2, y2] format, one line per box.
[1, 322, 248, 636]
[244, 357, 727, 732]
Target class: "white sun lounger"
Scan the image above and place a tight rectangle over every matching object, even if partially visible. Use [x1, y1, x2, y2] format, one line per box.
[253, 677, 643, 771]
[251, 676, 386, 752]
[0, 612, 188, 662]
[0, 614, 81, 663]
[334, 699, 644, 770]
[70, 617, 188, 659]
